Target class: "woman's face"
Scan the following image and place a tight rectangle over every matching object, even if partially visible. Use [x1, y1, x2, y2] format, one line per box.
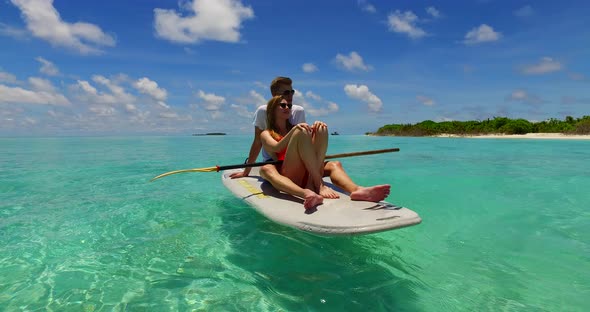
[275, 98, 291, 120]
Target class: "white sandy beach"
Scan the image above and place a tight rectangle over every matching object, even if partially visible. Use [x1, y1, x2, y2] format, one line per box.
[434, 133, 590, 140]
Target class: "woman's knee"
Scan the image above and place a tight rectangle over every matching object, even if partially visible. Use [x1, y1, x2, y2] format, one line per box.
[260, 164, 278, 178]
[290, 127, 313, 143]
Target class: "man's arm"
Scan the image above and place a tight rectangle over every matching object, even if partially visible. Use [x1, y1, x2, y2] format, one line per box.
[229, 126, 263, 178]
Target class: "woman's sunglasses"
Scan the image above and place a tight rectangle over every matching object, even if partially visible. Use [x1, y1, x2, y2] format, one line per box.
[279, 103, 293, 109]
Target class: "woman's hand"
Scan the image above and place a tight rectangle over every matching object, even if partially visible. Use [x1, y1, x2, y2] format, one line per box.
[294, 123, 312, 133]
[311, 121, 327, 132]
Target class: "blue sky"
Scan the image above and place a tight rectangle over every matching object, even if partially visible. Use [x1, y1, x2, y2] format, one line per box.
[0, 0, 588, 136]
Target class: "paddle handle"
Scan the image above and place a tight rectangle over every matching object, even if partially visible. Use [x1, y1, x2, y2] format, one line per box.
[218, 160, 281, 171]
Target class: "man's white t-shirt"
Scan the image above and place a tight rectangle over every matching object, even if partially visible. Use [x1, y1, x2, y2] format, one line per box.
[253, 104, 305, 161]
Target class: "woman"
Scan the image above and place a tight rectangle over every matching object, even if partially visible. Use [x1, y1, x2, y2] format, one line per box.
[260, 95, 337, 209]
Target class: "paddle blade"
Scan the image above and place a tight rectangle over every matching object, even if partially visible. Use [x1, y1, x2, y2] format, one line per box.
[150, 166, 217, 182]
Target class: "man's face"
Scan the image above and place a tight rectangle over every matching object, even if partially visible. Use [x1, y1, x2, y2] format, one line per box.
[275, 84, 295, 104]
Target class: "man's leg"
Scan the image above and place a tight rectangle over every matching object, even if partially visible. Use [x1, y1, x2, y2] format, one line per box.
[323, 161, 391, 202]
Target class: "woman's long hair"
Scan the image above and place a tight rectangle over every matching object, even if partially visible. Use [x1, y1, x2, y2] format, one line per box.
[266, 95, 293, 141]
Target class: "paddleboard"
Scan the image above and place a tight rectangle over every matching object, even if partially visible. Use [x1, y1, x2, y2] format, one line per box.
[221, 168, 421, 236]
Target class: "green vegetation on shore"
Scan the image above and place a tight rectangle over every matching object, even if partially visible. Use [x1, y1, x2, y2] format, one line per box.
[371, 116, 590, 136]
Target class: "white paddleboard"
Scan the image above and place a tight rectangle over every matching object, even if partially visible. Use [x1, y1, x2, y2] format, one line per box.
[221, 168, 421, 236]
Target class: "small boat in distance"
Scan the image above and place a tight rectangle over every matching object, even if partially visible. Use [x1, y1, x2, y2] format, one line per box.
[331, 131, 340, 135]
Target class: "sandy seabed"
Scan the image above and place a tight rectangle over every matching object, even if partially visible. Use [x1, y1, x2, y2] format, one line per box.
[433, 133, 590, 140]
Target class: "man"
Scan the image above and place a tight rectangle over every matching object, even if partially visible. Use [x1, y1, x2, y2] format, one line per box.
[229, 77, 303, 178]
[230, 76, 390, 202]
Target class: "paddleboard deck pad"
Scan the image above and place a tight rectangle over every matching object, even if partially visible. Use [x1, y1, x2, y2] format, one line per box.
[222, 168, 421, 235]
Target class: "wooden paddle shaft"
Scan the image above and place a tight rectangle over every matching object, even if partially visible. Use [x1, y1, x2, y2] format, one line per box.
[151, 147, 400, 181]
[221, 148, 400, 171]
[325, 148, 399, 160]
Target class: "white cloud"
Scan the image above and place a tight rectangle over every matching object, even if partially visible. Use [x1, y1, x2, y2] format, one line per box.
[11, 0, 115, 54]
[35, 57, 59, 76]
[74, 80, 116, 104]
[463, 24, 501, 45]
[306, 101, 339, 117]
[426, 6, 440, 18]
[506, 89, 542, 105]
[92, 75, 135, 104]
[198, 90, 225, 111]
[293, 90, 338, 117]
[77, 80, 98, 95]
[302, 63, 318, 73]
[230, 103, 253, 118]
[305, 91, 322, 101]
[233, 90, 266, 111]
[154, 0, 254, 44]
[387, 10, 427, 39]
[157, 102, 171, 109]
[24, 117, 37, 125]
[520, 57, 563, 75]
[125, 103, 138, 112]
[344, 84, 382, 112]
[561, 96, 590, 105]
[89, 105, 116, 117]
[508, 90, 527, 101]
[416, 95, 435, 106]
[28, 77, 56, 92]
[568, 72, 586, 81]
[0, 22, 29, 40]
[209, 110, 224, 120]
[248, 90, 266, 107]
[0, 84, 70, 105]
[514, 5, 534, 17]
[334, 51, 372, 72]
[358, 0, 376, 13]
[73, 76, 135, 106]
[159, 111, 179, 119]
[0, 71, 18, 83]
[133, 77, 169, 108]
[327, 102, 339, 112]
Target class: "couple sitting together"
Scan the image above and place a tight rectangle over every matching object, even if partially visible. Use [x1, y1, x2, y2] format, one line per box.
[230, 77, 390, 209]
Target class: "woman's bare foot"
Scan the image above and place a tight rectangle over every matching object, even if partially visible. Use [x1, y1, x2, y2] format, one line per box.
[302, 189, 323, 209]
[319, 184, 340, 199]
[350, 185, 391, 202]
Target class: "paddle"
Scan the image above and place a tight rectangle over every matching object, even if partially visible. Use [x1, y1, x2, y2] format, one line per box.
[150, 148, 399, 182]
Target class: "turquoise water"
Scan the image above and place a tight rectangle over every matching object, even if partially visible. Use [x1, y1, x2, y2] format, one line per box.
[1, 135, 589, 311]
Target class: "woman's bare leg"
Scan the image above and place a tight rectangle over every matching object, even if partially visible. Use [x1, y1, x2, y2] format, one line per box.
[310, 125, 339, 199]
[261, 163, 323, 209]
[283, 128, 323, 190]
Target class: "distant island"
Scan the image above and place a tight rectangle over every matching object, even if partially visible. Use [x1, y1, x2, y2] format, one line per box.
[368, 116, 590, 136]
[331, 131, 340, 135]
[192, 132, 227, 136]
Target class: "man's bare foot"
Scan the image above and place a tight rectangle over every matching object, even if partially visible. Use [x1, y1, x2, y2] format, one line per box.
[350, 184, 391, 202]
[319, 185, 340, 199]
[302, 189, 323, 209]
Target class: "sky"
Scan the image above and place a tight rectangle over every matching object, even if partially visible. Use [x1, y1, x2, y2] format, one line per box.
[0, 0, 589, 136]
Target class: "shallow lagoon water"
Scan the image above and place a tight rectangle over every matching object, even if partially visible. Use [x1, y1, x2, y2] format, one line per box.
[1, 135, 588, 311]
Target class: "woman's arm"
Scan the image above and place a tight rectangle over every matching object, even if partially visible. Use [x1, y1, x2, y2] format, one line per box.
[260, 124, 311, 156]
[260, 130, 283, 157]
